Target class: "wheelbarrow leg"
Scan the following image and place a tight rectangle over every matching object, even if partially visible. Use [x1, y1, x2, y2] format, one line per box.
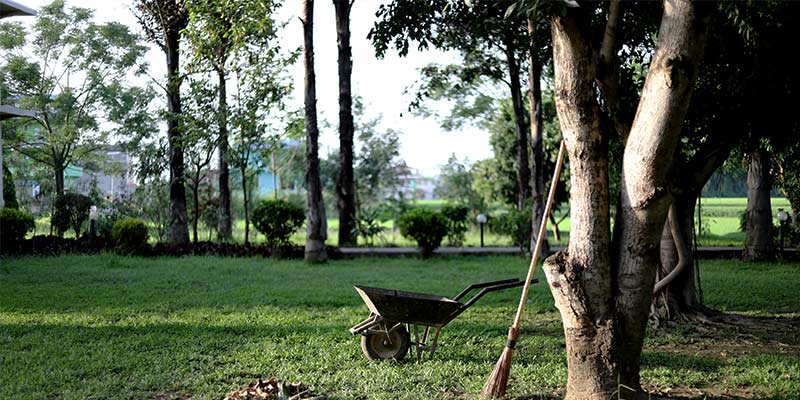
[412, 324, 423, 359]
[428, 328, 442, 358]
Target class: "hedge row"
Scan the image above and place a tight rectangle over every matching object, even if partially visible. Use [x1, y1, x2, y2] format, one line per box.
[0, 236, 343, 259]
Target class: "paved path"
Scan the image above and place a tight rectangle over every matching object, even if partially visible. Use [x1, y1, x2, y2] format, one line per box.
[339, 246, 798, 259]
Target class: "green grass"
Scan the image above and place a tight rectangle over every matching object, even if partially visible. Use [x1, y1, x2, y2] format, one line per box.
[1, 256, 799, 399]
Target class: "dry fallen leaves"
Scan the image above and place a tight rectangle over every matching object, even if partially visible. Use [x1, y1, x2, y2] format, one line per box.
[224, 378, 324, 400]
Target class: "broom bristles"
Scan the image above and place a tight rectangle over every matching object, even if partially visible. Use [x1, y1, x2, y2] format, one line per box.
[481, 346, 513, 398]
[481, 326, 519, 398]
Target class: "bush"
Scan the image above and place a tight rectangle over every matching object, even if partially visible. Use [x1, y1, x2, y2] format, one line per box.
[440, 204, 469, 246]
[111, 218, 149, 254]
[52, 193, 92, 237]
[489, 207, 532, 252]
[353, 206, 386, 246]
[398, 208, 448, 258]
[0, 208, 35, 247]
[252, 199, 305, 247]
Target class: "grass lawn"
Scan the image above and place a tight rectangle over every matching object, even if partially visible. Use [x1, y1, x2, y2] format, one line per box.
[1, 255, 798, 399]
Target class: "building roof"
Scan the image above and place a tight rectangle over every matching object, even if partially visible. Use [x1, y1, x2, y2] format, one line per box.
[0, 0, 36, 18]
[0, 105, 37, 121]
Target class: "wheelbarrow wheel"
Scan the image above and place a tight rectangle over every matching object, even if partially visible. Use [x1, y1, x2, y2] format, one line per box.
[360, 324, 410, 361]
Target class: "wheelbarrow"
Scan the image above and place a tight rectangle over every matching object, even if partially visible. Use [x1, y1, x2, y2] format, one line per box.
[349, 277, 537, 360]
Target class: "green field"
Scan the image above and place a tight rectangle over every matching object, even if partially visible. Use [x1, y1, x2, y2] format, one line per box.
[1, 255, 798, 399]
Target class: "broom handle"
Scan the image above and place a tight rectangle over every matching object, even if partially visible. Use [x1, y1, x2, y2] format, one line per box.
[512, 140, 566, 328]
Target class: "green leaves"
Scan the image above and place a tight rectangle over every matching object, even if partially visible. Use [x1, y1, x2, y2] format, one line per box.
[0, 22, 26, 50]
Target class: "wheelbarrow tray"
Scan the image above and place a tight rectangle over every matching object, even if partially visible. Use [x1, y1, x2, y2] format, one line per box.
[354, 285, 461, 327]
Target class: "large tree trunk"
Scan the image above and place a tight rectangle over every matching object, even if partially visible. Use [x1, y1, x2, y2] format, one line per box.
[302, 0, 327, 263]
[654, 137, 736, 320]
[217, 67, 233, 241]
[654, 198, 699, 321]
[545, 11, 616, 397]
[334, 0, 357, 247]
[504, 35, 531, 212]
[166, 30, 189, 245]
[544, 2, 709, 399]
[527, 18, 549, 257]
[744, 148, 773, 261]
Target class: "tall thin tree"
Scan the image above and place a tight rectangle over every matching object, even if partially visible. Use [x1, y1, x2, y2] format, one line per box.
[302, 0, 327, 262]
[134, 0, 190, 244]
[333, 0, 357, 247]
[527, 16, 548, 256]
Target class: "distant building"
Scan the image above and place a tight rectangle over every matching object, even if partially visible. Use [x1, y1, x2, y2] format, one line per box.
[73, 148, 137, 200]
[13, 147, 136, 205]
[231, 139, 303, 199]
[396, 169, 438, 200]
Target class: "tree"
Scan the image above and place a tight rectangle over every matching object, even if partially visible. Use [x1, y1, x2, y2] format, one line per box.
[530, 1, 711, 398]
[185, 0, 235, 241]
[185, 0, 283, 241]
[182, 79, 217, 243]
[370, 0, 532, 211]
[227, 43, 294, 246]
[318, 114, 408, 211]
[355, 127, 407, 206]
[0, 1, 148, 196]
[134, 0, 190, 244]
[733, 2, 800, 261]
[333, 0, 357, 247]
[302, 0, 327, 262]
[525, 12, 553, 257]
[654, 1, 800, 319]
[435, 154, 483, 212]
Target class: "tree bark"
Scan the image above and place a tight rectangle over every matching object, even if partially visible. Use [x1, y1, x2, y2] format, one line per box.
[166, 28, 189, 245]
[216, 67, 233, 241]
[241, 166, 250, 245]
[334, 0, 357, 247]
[744, 148, 774, 261]
[302, 0, 327, 263]
[544, 1, 709, 398]
[528, 18, 549, 257]
[192, 178, 199, 243]
[612, 0, 709, 391]
[504, 34, 531, 212]
[54, 162, 65, 196]
[546, 11, 617, 399]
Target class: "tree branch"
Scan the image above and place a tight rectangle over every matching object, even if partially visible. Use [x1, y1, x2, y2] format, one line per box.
[595, 0, 631, 139]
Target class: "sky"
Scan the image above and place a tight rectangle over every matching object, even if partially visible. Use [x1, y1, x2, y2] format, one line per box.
[15, 0, 494, 177]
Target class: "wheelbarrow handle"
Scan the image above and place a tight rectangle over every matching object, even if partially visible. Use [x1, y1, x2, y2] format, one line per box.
[452, 278, 521, 302]
[459, 279, 538, 311]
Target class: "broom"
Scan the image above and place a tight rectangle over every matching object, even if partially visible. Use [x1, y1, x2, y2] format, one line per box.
[481, 140, 566, 398]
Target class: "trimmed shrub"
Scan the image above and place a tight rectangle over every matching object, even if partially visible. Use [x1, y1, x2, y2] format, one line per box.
[0, 208, 35, 247]
[52, 193, 92, 237]
[440, 204, 469, 246]
[252, 199, 305, 247]
[398, 208, 448, 258]
[112, 218, 149, 254]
